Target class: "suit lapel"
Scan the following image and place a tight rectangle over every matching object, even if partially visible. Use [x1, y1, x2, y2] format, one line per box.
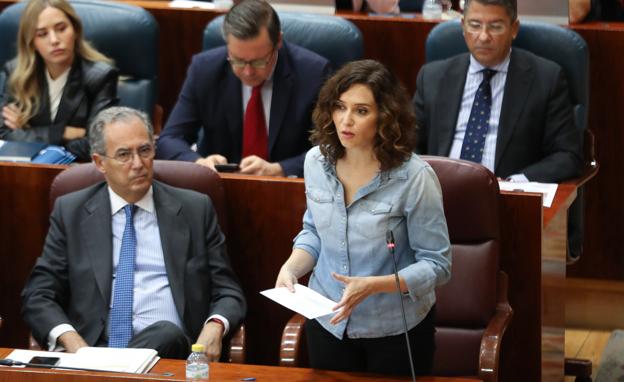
[222, 68, 243, 161]
[435, 55, 469, 156]
[153, 182, 189, 319]
[81, 185, 113, 305]
[495, 50, 533, 170]
[268, 44, 293, 156]
[54, 60, 85, 124]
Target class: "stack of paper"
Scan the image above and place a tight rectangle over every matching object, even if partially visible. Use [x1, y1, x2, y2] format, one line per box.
[6, 347, 159, 374]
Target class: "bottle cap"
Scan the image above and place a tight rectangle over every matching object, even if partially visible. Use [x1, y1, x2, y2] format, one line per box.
[191, 344, 205, 353]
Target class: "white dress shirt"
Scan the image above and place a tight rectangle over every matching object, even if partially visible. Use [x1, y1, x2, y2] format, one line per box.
[45, 68, 70, 122]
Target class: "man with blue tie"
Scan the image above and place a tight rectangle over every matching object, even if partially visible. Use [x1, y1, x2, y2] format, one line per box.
[21, 107, 246, 360]
[413, 0, 582, 182]
[156, 0, 331, 177]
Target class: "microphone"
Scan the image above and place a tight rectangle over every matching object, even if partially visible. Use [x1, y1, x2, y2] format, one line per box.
[0, 358, 119, 373]
[386, 230, 416, 382]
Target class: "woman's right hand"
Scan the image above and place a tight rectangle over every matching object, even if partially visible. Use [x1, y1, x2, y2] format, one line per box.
[2, 103, 24, 130]
[275, 266, 298, 293]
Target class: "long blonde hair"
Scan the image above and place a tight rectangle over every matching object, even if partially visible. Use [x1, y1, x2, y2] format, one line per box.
[7, 0, 112, 127]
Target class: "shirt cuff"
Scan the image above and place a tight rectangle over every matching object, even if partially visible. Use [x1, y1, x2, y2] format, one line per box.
[506, 173, 529, 182]
[205, 314, 230, 336]
[47, 324, 76, 351]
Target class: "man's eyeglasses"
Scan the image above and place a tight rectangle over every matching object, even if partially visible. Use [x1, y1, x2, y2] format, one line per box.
[227, 49, 275, 69]
[464, 21, 508, 36]
[100, 144, 155, 163]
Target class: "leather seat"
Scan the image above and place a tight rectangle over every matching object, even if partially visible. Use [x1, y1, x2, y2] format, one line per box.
[203, 12, 363, 69]
[280, 157, 512, 381]
[28, 160, 245, 363]
[425, 20, 595, 381]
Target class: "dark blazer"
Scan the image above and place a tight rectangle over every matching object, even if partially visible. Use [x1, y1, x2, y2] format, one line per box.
[413, 48, 582, 182]
[0, 57, 118, 161]
[156, 42, 331, 177]
[21, 180, 246, 347]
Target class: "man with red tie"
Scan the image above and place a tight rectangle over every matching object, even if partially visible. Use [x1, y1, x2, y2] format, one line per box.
[156, 0, 331, 177]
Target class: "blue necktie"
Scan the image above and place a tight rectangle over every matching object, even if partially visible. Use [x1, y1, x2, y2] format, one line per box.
[108, 204, 137, 348]
[460, 69, 497, 163]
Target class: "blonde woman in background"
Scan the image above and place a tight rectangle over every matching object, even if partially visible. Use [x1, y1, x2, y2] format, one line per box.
[0, 0, 118, 161]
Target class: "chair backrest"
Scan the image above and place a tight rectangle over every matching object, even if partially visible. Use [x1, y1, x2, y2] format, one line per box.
[203, 12, 363, 69]
[422, 156, 501, 376]
[0, 0, 159, 118]
[425, 19, 589, 133]
[49, 160, 228, 234]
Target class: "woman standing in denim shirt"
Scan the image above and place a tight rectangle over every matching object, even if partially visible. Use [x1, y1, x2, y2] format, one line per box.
[275, 59, 451, 376]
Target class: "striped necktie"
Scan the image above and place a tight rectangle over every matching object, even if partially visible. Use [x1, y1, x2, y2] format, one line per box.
[108, 204, 137, 348]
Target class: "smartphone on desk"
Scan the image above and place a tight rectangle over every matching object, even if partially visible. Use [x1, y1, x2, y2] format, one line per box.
[214, 163, 240, 173]
[29, 356, 61, 366]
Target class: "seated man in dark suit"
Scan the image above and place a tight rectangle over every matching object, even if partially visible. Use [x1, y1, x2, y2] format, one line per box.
[156, 0, 331, 177]
[21, 106, 246, 360]
[414, 0, 582, 183]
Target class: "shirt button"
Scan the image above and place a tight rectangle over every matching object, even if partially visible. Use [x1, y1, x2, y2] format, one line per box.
[341, 241, 345, 246]
[343, 265, 347, 271]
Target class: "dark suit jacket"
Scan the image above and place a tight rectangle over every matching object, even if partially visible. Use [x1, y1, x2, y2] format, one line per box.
[413, 48, 582, 182]
[156, 42, 331, 177]
[21, 180, 246, 347]
[0, 57, 119, 161]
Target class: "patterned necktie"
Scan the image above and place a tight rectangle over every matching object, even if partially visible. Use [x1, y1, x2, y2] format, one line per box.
[242, 83, 269, 160]
[460, 69, 497, 163]
[108, 204, 137, 348]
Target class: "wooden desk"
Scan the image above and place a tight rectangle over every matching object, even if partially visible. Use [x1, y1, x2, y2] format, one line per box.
[0, 348, 479, 382]
[0, 163, 572, 381]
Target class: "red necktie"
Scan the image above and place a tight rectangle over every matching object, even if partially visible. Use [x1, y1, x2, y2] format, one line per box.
[242, 84, 268, 160]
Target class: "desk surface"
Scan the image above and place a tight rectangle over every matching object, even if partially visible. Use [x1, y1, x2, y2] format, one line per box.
[0, 348, 479, 382]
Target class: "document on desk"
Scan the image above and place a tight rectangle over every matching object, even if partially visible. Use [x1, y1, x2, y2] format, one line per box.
[260, 284, 338, 319]
[498, 181, 558, 208]
[5, 347, 159, 373]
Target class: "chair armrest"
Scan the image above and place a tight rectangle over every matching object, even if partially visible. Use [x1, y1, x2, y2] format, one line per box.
[152, 104, 164, 135]
[279, 314, 306, 367]
[567, 129, 599, 188]
[479, 271, 513, 382]
[226, 324, 245, 364]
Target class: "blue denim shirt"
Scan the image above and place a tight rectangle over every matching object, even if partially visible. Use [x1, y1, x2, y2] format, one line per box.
[294, 147, 451, 340]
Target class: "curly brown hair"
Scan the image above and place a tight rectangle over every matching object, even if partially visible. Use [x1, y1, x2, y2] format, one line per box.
[310, 59, 417, 171]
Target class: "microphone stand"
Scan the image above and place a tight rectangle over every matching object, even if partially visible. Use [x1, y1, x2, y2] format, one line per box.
[386, 230, 417, 382]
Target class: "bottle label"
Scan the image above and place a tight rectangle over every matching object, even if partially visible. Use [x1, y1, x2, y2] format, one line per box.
[186, 364, 209, 379]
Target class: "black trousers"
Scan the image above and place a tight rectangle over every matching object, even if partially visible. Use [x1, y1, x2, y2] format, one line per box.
[98, 320, 191, 359]
[305, 306, 436, 376]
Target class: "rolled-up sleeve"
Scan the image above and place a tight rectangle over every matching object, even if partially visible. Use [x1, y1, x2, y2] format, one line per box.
[398, 165, 452, 300]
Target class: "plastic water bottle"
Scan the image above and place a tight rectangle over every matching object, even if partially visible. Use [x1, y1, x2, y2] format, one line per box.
[422, 0, 443, 19]
[186, 344, 209, 381]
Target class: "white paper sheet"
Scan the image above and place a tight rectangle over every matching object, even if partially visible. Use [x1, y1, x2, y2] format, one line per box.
[168, 0, 215, 9]
[498, 181, 559, 208]
[260, 284, 338, 319]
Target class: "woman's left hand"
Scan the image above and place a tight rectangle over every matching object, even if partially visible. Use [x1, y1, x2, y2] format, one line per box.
[329, 272, 376, 325]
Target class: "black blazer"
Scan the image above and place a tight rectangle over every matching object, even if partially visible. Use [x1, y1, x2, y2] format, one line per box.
[0, 57, 118, 161]
[413, 48, 582, 182]
[156, 42, 331, 177]
[21, 180, 246, 347]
